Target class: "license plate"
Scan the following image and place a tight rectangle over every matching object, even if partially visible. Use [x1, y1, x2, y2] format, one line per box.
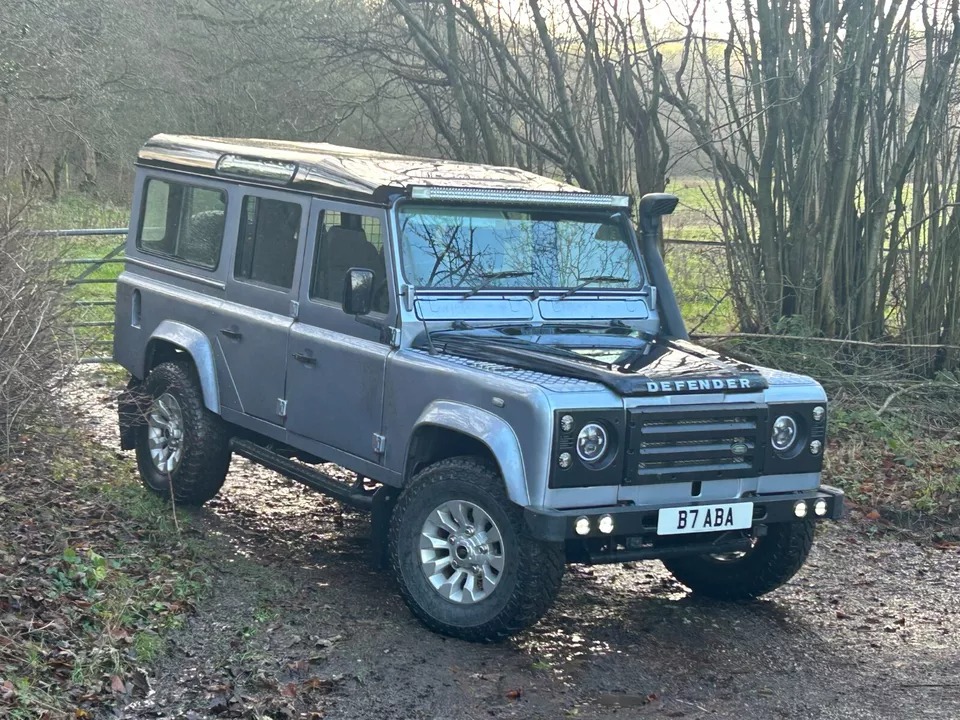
[657, 502, 754, 536]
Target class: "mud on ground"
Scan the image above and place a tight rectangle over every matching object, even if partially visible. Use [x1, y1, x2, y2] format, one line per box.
[75, 372, 960, 720]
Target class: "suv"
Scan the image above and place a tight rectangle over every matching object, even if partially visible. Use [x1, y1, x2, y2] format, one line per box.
[115, 134, 843, 641]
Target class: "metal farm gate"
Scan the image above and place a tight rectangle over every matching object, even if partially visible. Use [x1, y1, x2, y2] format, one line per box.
[43, 227, 128, 364]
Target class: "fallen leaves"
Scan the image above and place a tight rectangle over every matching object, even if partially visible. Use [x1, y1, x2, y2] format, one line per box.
[0, 429, 204, 718]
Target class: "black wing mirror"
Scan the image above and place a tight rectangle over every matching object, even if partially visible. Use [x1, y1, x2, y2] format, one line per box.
[342, 267, 375, 316]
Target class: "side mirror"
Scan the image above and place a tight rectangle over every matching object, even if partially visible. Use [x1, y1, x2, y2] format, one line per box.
[342, 267, 375, 316]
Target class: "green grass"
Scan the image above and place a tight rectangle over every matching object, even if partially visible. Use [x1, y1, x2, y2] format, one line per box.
[28, 194, 129, 230]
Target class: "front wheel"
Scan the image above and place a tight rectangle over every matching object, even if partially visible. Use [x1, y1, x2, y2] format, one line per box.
[389, 457, 564, 642]
[662, 520, 815, 600]
[134, 361, 231, 506]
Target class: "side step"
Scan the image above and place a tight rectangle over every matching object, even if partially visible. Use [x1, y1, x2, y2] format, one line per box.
[229, 438, 374, 512]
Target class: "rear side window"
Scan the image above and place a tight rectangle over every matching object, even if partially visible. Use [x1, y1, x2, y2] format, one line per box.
[137, 179, 226, 269]
[234, 196, 303, 290]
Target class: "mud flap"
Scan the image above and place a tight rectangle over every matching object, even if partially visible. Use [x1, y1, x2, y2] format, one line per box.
[118, 377, 147, 451]
[369, 486, 399, 569]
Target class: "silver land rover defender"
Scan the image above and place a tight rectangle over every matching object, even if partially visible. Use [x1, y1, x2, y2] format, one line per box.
[115, 135, 843, 641]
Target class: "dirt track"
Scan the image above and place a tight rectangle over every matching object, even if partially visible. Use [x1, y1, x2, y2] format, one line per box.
[77, 375, 960, 720]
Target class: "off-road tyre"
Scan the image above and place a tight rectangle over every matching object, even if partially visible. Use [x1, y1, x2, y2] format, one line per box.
[662, 520, 815, 600]
[135, 360, 231, 505]
[389, 456, 565, 642]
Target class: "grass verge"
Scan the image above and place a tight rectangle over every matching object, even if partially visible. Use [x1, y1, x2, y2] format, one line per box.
[0, 421, 205, 718]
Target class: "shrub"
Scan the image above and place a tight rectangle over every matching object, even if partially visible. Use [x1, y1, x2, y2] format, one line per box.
[0, 197, 71, 457]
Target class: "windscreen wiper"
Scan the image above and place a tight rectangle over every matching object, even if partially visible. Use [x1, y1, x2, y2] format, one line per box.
[559, 275, 628, 300]
[462, 270, 533, 298]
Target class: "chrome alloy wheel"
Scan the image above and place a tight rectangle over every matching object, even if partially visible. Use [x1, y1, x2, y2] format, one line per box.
[419, 500, 506, 604]
[147, 392, 184, 475]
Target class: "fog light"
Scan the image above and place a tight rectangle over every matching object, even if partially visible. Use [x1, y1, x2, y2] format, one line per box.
[559, 452, 572, 469]
[814, 499, 828, 517]
[574, 516, 591, 535]
[794, 500, 808, 518]
[560, 414, 575, 432]
[598, 514, 615, 534]
[812, 406, 825, 422]
[810, 440, 823, 456]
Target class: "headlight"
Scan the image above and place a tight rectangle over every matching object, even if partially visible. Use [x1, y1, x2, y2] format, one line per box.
[576, 423, 608, 462]
[771, 415, 799, 452]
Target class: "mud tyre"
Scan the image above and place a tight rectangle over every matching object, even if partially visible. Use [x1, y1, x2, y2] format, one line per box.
[134, 361, 230, 506]
[389, 457, 564, 642]
[662, 520, 815, 600]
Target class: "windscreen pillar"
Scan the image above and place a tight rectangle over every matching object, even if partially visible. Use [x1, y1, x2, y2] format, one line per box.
[637, 193, 687, 340]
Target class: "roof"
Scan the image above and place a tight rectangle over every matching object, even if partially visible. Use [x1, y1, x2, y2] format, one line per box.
[137, 134, 587, 202]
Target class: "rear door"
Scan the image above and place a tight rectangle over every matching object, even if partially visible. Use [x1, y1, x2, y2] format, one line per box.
[218, 188, 308, 424]
[284, 199, 393, 462]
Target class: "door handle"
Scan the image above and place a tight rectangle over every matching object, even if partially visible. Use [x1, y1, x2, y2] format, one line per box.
[293, 352, 317, 366]
[219, 328, 242, 340]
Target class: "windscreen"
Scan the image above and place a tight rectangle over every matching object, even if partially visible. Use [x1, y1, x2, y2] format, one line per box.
[397, 204, 644, 291]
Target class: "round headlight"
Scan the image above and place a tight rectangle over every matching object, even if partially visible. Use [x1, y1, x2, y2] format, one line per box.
[576, 423, 608, 463]
[771, 415, 798, 453]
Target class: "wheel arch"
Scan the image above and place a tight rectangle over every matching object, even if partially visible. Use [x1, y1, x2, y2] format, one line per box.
[405, 401, 529, 506]
[144, 321, 220, 414]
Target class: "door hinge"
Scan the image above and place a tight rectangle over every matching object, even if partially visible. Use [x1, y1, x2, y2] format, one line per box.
[277, 398, 288, 418]
[373, 433, 386, 455]
[289, 300, 300, 319]
[389, 326, 400, 347]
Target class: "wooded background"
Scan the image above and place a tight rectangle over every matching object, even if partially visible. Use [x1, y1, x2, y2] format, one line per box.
[4, 0, 960, 372]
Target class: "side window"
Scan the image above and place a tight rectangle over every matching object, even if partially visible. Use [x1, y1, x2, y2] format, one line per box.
[310, 210, 387, 314]
[234, 196, 303, 290]
[137, 178, 226, 269]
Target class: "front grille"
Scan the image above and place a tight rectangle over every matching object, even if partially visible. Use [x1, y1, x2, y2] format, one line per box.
[625, 405, 767, 484]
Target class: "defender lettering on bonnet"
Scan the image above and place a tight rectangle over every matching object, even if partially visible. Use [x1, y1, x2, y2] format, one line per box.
[644, 377, 756, 393]
[114, 134, 841, 644]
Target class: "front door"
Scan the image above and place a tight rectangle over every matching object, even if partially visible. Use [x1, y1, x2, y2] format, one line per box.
[219, 188, 308, 424]
[284, 199, 393, 462]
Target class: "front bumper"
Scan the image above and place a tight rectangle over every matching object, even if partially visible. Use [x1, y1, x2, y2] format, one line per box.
[524, 485, 844, 543]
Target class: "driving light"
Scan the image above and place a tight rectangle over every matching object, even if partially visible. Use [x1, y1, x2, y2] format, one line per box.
[575, 516, 591, 535]
[558, 452, 572, 469]
[812, 406, 825, 422]
[794, 500, 808, 518]
[771, 415, 799, 452]
[560, 414, 575, 432]
[809, 440, 823, 456]
[814, 499, 828, 517]
[216, 154, 297, 183]
[598, 514, 615, 534]
[576, 423, 608, 463]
